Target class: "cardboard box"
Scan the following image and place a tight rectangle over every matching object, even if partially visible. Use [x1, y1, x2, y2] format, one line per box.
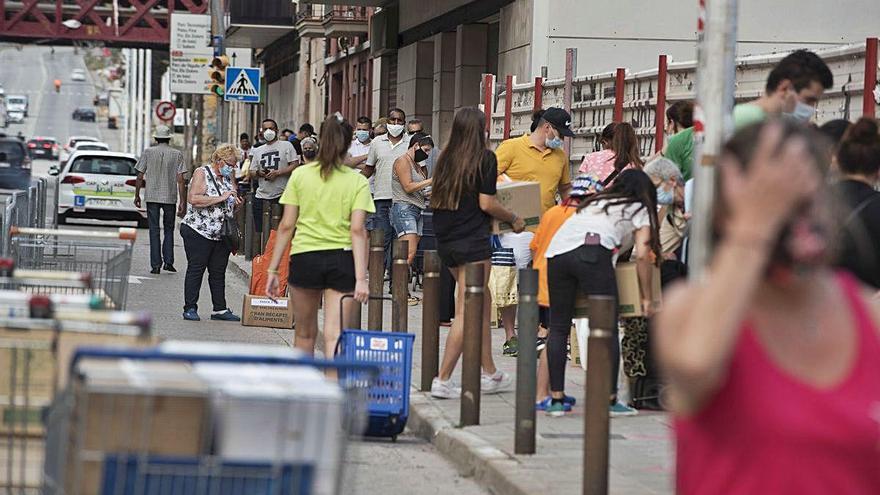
[242, 294, 294, 329]
[573, 262, 661, 318]
[194, 363, 344, 495]
[65, 360, 209, 494]
[492, 181, 542, 234]
[0, 328, 56, 436]
[54, 331, 157, 390]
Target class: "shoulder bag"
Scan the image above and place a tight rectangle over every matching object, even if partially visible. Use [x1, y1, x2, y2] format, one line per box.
[203, 166, 241, 252]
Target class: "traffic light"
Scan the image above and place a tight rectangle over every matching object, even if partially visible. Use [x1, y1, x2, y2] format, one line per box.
[208, 55, 229, 97]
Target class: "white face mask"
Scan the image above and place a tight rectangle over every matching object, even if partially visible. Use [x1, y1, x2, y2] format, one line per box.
[263, 129, 277, 142]
[387, 124, 405, 137]
[791, 101, 816, 122]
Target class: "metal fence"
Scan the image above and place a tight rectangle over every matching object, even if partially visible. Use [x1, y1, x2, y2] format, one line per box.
[0, 178, 51, 258]
[486, 38, 880, 167]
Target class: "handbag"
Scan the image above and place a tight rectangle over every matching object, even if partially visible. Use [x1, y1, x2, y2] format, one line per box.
[204, 166, 241, 252]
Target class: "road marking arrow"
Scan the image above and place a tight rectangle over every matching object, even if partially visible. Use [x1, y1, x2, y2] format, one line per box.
[128, 275, 156, 284]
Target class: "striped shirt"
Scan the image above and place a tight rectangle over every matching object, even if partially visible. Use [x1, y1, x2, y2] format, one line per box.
[135, 143, 184, 204]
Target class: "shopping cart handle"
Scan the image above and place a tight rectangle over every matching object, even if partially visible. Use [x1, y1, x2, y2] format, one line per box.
[69, 345, 380, 378]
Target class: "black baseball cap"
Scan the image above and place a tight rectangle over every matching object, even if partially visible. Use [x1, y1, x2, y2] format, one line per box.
[541, 107, 575, 137]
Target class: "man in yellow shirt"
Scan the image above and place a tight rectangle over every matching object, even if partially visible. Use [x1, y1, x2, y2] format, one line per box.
[493, 107, 574, 356]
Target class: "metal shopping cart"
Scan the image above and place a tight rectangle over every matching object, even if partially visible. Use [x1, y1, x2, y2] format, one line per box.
[8, 227, 137, 309]
[0, 300, 152, 494]
[42, 344, 380, 495]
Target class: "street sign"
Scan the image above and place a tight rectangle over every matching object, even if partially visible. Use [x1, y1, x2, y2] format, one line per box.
[224, 67, 262, 103]
[155, 101, 176, 122]
[169, 13, 212, 94]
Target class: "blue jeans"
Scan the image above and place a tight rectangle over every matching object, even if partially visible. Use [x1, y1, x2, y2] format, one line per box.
[147, 202, 175, 269]
[367, 199, 394, 275]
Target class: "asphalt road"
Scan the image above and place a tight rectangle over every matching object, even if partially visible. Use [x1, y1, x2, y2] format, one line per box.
[0, 44, 487, 495]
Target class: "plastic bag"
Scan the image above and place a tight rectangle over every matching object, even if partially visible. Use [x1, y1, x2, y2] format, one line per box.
[249, 230, 290, 296]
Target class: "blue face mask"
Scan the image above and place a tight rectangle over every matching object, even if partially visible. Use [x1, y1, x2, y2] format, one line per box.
[355, 130, 370, 143]
[220, 164, 233, 177]
[656, 186, 674, 205]
[545, 133, 564, 149]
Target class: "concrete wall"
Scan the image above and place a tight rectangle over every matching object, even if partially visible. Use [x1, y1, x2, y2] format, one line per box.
[531, 0, 880, 78]
[396, 40, 435, 127]
[398, 0, 474, 32]
[497, 0, 532, 81]
[266, 72, 297, 130]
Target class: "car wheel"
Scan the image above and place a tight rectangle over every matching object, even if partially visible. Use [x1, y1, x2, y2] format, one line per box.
[57, 211, 67, 225]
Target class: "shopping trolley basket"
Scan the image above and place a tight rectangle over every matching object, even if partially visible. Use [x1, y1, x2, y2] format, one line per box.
[9, 227, 137, 309]
[42, 345, 381, 495]
[0, 302, 152, 493]
[335, 296, 415, 441]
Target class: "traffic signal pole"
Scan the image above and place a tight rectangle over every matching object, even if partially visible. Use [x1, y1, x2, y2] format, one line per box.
[211, 0, 227, 144]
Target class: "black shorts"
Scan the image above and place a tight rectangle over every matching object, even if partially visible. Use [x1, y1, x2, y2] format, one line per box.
[437, 236, 491, 268]
[289, 249, 355, 292]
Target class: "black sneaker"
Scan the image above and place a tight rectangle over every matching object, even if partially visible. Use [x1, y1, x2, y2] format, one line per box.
[150, 267, 160, 275]
[163, 264, 177, 272]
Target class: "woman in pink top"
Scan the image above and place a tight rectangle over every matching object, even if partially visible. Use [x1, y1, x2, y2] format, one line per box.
[656, 119, 880, 495]
[578, 122, 644, 186]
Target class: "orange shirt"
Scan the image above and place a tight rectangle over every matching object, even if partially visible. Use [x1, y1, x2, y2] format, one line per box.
[530, 203, 577, 307]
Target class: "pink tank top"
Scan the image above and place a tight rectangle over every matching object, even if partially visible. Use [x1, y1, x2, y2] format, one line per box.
[675, 273, 880, 495]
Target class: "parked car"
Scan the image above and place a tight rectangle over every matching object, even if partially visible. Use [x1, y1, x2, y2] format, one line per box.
[72, 107, 96, 122]
[55, 150, 146, 226]
[71, 69, 86, 82]
[26, 136, 60, 159]
[5, 95, 28, 117]
[0, 133, 33, 190]
[59, 135, 100, 164]
[71, 141, 109, 153]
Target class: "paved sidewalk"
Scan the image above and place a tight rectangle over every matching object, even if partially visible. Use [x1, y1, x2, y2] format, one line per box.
[228, 256, 674, 495]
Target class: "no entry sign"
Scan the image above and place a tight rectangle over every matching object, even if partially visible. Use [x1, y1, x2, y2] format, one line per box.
[156, 101, 176, 122]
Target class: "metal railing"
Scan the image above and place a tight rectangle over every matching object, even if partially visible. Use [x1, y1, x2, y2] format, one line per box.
[0, 177, 52, 258]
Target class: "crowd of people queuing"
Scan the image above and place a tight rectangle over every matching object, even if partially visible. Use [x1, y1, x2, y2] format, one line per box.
[136, 44, 880, 491]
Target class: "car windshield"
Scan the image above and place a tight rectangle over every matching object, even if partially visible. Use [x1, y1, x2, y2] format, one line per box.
[7, 97, 25, 105]
[0, 142, 25, 161]
[76, 145, 106, 151]
[69, 157, 135, 176]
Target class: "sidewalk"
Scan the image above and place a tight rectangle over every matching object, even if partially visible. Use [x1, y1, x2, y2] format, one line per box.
[227, 256, 674, 495]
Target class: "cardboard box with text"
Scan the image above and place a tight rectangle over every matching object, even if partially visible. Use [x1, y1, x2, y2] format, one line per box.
[492, 181, 542, 234]
[242, 295, 295, 329]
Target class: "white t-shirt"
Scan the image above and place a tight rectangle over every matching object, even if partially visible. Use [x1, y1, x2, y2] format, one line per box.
[366, 134, 409, 200]
[348, 139, 371, 160]
[545, 200, 651, 259]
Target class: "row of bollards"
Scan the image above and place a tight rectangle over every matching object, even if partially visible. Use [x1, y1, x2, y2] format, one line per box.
[358, 241, 615, 494]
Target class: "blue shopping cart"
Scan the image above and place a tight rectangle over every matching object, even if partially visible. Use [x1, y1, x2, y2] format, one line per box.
[42, 345, 380, 495]
[336, 296, 415, 441]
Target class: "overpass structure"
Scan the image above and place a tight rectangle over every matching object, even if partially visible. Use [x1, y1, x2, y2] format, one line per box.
[0, 0, 208, 47]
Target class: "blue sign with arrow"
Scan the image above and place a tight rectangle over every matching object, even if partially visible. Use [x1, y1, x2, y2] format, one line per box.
[224, 67, 262, 103]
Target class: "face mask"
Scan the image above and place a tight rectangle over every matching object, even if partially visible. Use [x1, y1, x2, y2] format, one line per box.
[387, 124, 405, 137]
[220, 164, 233, 177]
[791, 101, 816, 122]
[263, 129, 277, 142]
[414, 148, 429, 163]
[546, 136, 564, 149]
[355, 130, 370, 143]
[303, 150, 317, 160]
[656, 186, 674, 205]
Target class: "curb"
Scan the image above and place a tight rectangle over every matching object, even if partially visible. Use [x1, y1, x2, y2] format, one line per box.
[407, 393, 538, 495]
[226, 256, 251, 284]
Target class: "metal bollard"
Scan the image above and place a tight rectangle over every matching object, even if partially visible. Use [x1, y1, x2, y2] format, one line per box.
[583, 295, 616, 495]
[261, 204, 271, 252]
[347, 297, 362, 330]
[514, 268, 539, 454]
[420, 251, 441, 391]
[391, 239, 409, 333]
[460, 262, 484, 427]
[270, 202, 283, 230]
[367, 229, 385, 331]
[244, 192, 255, 260]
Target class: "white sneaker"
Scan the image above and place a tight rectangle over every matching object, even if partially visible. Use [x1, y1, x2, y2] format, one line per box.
[481, 370, 513, 394]
[430, 377, 461, 399]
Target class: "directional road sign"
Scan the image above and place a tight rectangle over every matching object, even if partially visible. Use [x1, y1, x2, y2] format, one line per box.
[224, 67, 261, 103]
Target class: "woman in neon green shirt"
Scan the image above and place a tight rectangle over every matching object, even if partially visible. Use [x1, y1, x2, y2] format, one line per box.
[266, 116, 375, 355]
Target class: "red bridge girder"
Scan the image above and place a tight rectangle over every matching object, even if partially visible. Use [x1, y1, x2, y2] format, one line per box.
[0, 1, 209, 47]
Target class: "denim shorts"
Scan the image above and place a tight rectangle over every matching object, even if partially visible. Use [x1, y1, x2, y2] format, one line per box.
[391, 202, 423, 237]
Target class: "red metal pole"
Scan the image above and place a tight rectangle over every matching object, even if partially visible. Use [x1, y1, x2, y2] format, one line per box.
[503, 75, 513, 139]
[483, 73, 494, 132]
[864, 37, 878, 119]
[655, 55, 668, 152]
[534, 76, 543, 111]
[613, 68, 625, 123]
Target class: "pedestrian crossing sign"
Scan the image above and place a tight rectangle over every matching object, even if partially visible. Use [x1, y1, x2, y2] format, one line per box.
[224, 67, 262, 103]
